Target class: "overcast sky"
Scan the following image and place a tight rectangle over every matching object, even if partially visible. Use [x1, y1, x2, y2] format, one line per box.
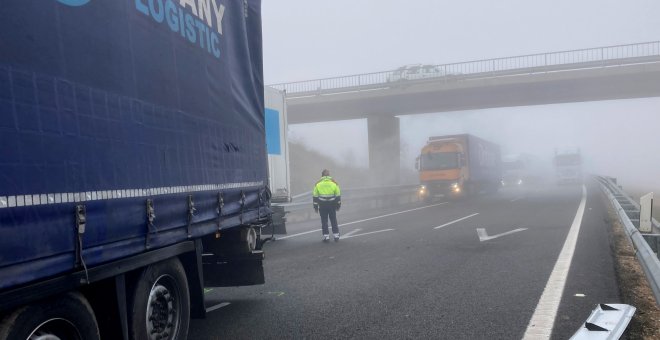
[263, 0, 660, 83]
[261, 1, 660, 189]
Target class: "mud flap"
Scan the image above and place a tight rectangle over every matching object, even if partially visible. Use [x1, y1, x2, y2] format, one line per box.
[202, 250, 265, 287]
[270, 205, 288, 234]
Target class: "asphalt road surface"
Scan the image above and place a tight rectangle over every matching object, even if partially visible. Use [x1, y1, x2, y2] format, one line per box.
[190, 179, 620, 339]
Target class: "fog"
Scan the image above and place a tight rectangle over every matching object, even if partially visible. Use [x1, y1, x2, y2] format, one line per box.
[399, 98, 660, 190]
[263, 0, 660, 192]
[289, 98, 660, 190]
[263, 0, 660, 84]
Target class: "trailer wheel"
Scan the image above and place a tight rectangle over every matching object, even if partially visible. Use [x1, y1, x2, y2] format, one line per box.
[0, 292, 100, 340]
[129, 258, 190, 340]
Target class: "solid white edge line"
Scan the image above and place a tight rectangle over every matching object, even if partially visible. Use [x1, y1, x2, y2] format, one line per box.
[206, 302, 231, 313]
[522, 184, 587, 340]
[276, 229, 321, 240]
[342, 229, 395, 239]
[433, 213, 479, 229]
[277, 202, 448, 240]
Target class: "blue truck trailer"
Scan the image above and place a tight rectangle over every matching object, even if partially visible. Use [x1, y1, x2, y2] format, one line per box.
[0, 1, 270, 339]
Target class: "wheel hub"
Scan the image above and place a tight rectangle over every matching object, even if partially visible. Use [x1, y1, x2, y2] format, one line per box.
[146, 277, 179, 340]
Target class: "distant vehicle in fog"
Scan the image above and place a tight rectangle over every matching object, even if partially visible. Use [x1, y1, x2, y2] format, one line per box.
[416, 134, 501, 200]
[388, 64, 446, 82]
[501, 154, 546, 187]
[554, 148, 583, 184]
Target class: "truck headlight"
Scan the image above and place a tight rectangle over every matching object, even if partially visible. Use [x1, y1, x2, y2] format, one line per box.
[517, 179, 523, 185]
[419, 185, 426, 194]
[451, 183, 460, 193]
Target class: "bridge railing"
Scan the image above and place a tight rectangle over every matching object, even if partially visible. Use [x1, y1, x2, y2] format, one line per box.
[270, 41, 660, 96]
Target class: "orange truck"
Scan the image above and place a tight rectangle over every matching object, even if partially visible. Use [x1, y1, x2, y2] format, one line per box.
[415, 134, 502, 200]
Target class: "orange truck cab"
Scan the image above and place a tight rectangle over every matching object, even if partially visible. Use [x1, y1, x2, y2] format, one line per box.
[416, 134, 501, 200]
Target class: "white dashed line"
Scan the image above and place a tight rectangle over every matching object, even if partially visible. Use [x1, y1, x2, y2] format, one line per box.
[342, 229, 395, 239]
[342, 228, 362, 237]
[433, 213, 479, 229]
[206, 302, 231, 313]
[277, 229, 321, 240]
[340, 202, 448, 227]
[279, 202, 448, 240]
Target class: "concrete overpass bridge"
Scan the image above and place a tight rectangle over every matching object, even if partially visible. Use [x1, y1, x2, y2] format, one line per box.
[270, 41, 660, 184]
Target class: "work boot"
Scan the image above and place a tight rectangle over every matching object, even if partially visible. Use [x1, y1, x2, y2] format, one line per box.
[333, 233, 340, 242]
[322, 234, 330, 242]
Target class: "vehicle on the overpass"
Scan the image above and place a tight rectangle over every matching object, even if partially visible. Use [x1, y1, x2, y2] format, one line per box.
[416, 134, 502, 200]
[554, 148, 583, 184]
[0, 1, 270, 339]
[388, 64, 447, 82]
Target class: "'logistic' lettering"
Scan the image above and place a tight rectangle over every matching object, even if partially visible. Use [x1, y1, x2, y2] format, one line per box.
[135, 0, 225, 59]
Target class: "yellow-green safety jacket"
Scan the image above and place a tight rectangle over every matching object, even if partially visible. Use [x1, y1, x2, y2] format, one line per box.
[313, 176, 341, 207]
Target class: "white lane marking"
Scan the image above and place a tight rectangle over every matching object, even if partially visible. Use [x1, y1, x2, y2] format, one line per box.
[433, 213, 479, 229]
[342, 229, 395, 239]
[278, 202, 448, 240]
[476, 227, 527, 241]
[342, 228, 362, 237]
[510, 197, 524, 202]
[340, 202, 448, 227]
[206, 302, 231, 313]
[277, 229, 321, 240]
[522, 185, 587, 340]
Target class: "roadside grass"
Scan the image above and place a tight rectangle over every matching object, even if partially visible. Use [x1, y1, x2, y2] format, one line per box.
[608, 205, 660, 339]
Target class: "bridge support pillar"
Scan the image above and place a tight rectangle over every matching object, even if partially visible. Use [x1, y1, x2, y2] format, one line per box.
[367, 115, 400, 185]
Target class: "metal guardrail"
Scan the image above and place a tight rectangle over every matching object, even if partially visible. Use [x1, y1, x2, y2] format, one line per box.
[277, 184, 420, 210]
[270, 184, 422, 232]
[598, 176, 660, 306]
[271, 41, 660, 97]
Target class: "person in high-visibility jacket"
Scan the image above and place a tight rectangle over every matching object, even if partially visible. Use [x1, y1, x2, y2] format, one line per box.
[313, 169, 342, 242]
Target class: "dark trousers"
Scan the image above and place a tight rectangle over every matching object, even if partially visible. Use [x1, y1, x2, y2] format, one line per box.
[319, 205, 339, 235]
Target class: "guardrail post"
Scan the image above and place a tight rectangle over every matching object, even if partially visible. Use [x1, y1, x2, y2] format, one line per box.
[640, 193, 654, 233]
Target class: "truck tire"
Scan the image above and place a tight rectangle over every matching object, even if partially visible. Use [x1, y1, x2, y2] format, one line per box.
[0, 291, 100, 340]
[129, 258, 190, 340]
